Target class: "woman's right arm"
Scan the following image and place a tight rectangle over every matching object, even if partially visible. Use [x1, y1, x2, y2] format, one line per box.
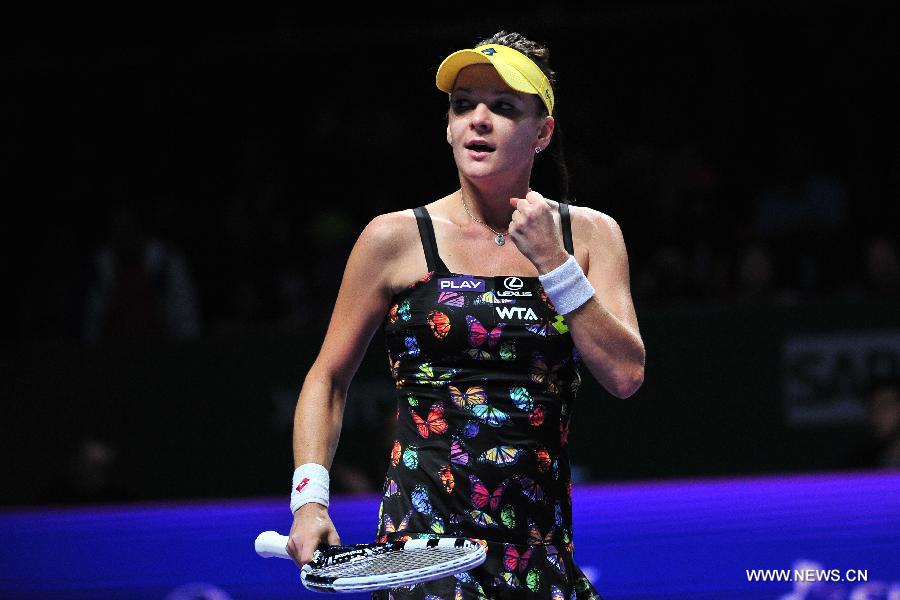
[286, 211, 412, 566]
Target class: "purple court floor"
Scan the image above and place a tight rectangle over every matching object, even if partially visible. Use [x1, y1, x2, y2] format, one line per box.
[1, 470, 898, 599]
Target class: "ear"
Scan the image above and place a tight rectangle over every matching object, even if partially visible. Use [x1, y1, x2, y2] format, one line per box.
[535, 116, 555, 150]
[447, 124, 453, 145]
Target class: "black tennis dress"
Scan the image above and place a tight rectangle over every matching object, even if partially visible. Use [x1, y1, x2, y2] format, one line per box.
[373, 205, 602, 599]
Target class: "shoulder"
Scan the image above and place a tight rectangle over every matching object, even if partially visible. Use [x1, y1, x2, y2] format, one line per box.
[566, 204, 626, 249]
[355, 209, 420, 257]
[353, 208, 430, 296]
[563, 206, 631, 281]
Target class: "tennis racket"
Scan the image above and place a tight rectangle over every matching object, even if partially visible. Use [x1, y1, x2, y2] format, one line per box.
[254, 531, 486, 593]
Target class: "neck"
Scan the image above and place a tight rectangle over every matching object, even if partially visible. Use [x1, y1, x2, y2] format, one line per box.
[458, 176, 530, 232]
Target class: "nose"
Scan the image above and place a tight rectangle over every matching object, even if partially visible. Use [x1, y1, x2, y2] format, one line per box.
[470, 102, 492, 133]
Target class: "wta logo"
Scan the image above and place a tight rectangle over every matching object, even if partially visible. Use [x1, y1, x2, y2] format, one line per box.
[495, 306, 539, 321]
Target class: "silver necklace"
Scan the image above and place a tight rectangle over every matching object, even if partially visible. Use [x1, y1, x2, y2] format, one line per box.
[460, 190, 508, 246]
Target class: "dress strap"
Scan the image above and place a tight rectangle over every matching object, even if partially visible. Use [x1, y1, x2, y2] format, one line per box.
[413, 206, 451, 273]
[559, 202, 575, 255]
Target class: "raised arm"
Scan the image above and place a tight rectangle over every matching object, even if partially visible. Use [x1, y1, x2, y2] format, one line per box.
[287, 212, 406, 565]
[564, 209, 645, 399]
[509, 194, 645, 399]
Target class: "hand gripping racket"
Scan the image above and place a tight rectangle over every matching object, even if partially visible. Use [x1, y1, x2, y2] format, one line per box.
[255, 531, 486, 593]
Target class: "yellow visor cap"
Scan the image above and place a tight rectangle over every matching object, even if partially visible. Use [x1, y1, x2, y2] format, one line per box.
[436, 44, 554, 115]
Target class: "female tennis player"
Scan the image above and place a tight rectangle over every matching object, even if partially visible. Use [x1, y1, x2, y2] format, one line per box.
[286, 31, 645, 598]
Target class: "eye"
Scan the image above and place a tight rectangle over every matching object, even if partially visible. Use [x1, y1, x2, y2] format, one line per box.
[492, 101, 520, 115]
[451, 98, 473, 113]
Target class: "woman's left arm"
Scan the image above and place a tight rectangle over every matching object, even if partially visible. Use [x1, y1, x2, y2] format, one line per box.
[561, 210, 645, 399]
[510, 194, 645, 399]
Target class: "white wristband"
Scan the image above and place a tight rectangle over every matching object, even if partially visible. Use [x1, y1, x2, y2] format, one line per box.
[538, 255, 595, 315]
[290, 463, 330, 513]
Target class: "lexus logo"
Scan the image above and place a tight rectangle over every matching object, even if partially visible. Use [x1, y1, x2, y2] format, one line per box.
[503, 277, 524, 290]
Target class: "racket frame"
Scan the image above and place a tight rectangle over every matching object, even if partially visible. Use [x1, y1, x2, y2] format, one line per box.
[300, 537, 486, 593]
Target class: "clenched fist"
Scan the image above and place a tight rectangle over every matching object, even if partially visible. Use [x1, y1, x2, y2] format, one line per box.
[508, 190, 569, 274]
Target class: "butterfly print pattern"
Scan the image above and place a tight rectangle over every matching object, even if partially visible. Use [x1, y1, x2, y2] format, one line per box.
[372, 207, 601, 599]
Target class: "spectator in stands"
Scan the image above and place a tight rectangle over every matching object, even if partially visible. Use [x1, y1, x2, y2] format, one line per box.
[861, 235, 900, 300]
[83, 203, 200, 344]
[751, 132, 849, 296]
[848, 376, 900, 469]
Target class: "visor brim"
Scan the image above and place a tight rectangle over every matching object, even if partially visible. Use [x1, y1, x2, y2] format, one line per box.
[435, 49, 539, 96]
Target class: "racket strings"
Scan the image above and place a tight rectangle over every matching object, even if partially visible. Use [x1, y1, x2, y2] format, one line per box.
[315, 547, 476, 577]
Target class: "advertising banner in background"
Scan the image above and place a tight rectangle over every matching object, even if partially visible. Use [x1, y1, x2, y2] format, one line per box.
[782, 332, 900, 427]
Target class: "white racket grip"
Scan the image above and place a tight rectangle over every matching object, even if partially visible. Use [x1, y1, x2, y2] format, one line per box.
[255, 531, 291, 559]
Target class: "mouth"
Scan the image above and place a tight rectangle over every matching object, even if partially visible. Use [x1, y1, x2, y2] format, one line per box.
[465, 142, 495, 153]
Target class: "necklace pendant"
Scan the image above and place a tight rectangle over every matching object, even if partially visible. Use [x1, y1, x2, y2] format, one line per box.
[495, 234, 505, 246]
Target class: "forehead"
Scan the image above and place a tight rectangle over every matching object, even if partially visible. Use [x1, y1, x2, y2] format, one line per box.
[452, 64, 517, 95]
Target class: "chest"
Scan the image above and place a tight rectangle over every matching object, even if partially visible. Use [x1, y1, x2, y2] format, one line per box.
[431, 219, 556, 277]
[384, 273, 573, 368]
[439, 241, 542, 279]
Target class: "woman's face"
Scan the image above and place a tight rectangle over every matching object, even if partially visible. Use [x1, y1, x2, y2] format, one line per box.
[447, 64, 553, 183]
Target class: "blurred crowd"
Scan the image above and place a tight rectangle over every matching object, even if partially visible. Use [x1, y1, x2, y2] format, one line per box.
[583, 130, 897, 306]
[5, 9, 897, 346]
[11, 129, 899, 346]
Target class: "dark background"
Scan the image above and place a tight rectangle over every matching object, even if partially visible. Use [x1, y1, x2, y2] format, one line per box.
[3, 2, 899, 506]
